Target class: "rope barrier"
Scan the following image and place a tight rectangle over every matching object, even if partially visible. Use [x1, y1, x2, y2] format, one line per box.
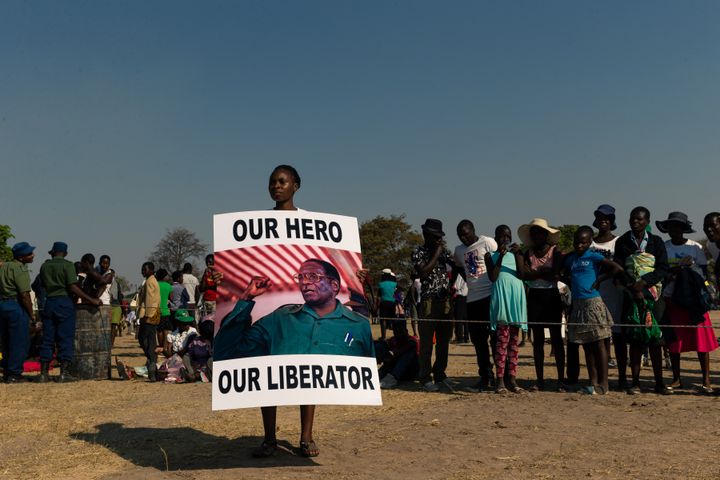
[371, 315, 720, 329]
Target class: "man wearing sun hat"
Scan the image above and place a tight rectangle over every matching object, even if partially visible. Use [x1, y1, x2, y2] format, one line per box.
[411, 218, 456, 392]
[0, 242, 37, 383]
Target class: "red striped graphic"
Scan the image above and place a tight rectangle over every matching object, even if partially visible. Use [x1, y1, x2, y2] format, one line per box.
[215, 245, 365, 304]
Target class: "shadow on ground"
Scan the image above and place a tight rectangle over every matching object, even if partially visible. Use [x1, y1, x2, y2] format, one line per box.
[72, 422, 317, 470]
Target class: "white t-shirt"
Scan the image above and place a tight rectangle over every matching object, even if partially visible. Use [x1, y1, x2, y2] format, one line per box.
[183, 273, 200, 304]
[590, 237, 623, 324]
[454, 235, 498, 302]
[167, 326, 198, 353]
[98, 270, 116, 305]
[664, 239, 707, 297]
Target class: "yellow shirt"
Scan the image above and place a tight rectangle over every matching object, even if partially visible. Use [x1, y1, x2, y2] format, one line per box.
[137, 275, 160, 323]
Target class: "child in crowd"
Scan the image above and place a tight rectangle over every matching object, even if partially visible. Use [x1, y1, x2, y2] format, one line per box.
[485, 225, 528, 394]
[184, 319, 214, 382]
[561, 226, 623, 395]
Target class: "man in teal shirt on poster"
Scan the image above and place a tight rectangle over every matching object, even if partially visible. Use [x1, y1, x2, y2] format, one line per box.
[214, 258, 375, 459]
[215, 258, 374, 360]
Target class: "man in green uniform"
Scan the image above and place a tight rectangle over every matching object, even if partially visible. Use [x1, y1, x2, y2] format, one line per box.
[214, 258, 374, 459]
[37, 242, 101, 383]
[215, 259, 374, 359]
[0, 242, 36, 383]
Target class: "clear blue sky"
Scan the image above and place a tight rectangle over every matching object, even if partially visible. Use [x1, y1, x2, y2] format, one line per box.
[2, 1, 719, 282]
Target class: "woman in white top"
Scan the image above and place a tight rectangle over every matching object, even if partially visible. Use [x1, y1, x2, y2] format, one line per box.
[589, 204, 627, 390]
[660, 212, 718, 392]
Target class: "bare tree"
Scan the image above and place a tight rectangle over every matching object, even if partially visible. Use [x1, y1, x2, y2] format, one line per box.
[149, 227, 209, 272]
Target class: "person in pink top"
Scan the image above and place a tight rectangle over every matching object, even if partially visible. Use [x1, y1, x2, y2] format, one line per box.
[518, 218, 566, 392]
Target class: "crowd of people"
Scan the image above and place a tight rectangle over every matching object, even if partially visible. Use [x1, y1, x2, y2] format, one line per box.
[2, 205, 720, 399]
[371, 207, 720, 397]
[3, 163, 720, 461]
[0, 243, 217, 384]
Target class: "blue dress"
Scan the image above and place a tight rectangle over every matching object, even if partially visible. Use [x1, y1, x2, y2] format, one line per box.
[489, 252, 527, 331]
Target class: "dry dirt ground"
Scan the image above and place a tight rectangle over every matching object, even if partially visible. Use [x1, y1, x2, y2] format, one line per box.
[3, 315, 720, 480]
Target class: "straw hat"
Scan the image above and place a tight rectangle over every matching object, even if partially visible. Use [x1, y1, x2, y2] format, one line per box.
[517, 218, 561, 246]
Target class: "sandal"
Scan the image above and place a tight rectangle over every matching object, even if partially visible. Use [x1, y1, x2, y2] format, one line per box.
[580, 386, 596, 395]
[699, 385, 714, 394]
[528, 381, 544, 392]
[495, 387, 509, 394]
[508, 384, 526, 394]
[299, 440, 319, 457]
[556, 383, 568, 393]
[653, 384, 674, 395]
[669, 379, 683, 389]
[626, 385, 641, 395]
[251, 439, 278, 458]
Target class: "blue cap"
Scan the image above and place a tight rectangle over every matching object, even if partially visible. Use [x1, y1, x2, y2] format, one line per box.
[49, 241, 68, 254]
[12, 242, 35, 258]
[593, 204, 617, 230]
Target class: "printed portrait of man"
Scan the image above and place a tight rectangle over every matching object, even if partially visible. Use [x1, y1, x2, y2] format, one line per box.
[214, 258, 374, 360]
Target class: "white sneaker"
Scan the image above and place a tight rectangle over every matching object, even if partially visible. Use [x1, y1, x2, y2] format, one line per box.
[380, 374, 398, 389]
[422, 380, 440, 392]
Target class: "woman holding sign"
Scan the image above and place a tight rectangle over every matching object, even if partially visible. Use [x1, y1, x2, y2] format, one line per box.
[263, 165, 318, 457]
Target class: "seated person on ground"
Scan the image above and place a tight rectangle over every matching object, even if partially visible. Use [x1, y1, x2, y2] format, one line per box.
[183, 319, 214, 382]
[159, 309, 198, 382]
[375, 320, 419, 389]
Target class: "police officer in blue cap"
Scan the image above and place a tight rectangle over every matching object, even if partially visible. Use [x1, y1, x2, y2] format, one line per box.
[0, 242, 37, 383]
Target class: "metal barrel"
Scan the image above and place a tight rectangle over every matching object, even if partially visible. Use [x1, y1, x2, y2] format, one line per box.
[70, 305, 112, 380]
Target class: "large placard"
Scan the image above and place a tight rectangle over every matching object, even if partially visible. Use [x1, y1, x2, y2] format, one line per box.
[212, 210, 381, 410]
[212, 355, 381, 410]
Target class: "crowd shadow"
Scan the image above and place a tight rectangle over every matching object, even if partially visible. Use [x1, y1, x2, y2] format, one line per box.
[71, 422, 318, 470]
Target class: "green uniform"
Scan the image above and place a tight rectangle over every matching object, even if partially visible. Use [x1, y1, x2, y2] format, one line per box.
[39, 257, 78, 297]
[0, 260, 31, 297]
[0, 260, 32, 376]
[215, 300, 375, 360]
